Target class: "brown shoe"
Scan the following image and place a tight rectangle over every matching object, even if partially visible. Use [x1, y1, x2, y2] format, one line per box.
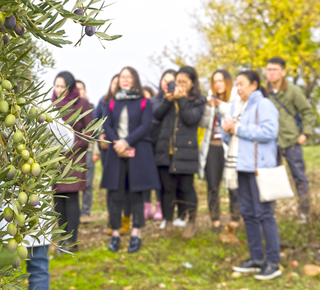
[182, 222, 197, 239]
[119, 216, 131, 235]
[80, 215, 92, 224]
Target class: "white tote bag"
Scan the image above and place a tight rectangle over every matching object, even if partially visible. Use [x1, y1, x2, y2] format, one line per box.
[254, 111, 294, 202]
[255, 165, 294, 202]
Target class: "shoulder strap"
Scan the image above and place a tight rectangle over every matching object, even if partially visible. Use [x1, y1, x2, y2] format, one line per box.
[270, 93, 293, 116]
[254, 109, 258, 175]
[109, 99, 115, 112]
[141, 98, 147, 111]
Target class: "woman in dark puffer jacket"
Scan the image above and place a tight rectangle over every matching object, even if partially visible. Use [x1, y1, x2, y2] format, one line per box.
[154, 66, 206, 239]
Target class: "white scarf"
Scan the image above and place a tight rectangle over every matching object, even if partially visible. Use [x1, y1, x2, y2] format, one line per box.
[222, 99, 248, 190]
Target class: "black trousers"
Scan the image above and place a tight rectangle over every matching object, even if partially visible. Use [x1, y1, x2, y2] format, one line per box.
[109, 158, 145, 229]
[158, 167, 197, 222]
[54, 192, 80, 242]
[205, 145, 240, 221]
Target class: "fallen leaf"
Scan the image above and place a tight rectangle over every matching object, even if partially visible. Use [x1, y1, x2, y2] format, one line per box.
[225, 225, 235, 235]
[303, 264, 320, 276]
[279, 263, 285, 272]
[231, 271, 242, 279]
[219, 233, 239, 245]
[122, 286, 132, 290]
[287, 272, 299, 281]
[289, 260, 299, 268]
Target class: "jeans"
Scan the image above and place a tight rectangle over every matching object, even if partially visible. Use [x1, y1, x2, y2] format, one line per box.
[81, 151, 94, 216]
[27, 245, 50, 290]
[237, 172, 280, 263]
[205, 145, 240, 221]
[283, 143, 310, 214]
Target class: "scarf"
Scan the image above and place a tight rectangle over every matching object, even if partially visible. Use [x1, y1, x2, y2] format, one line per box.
[51, 87, 80, 121]
[222, 98, 248, 190]
[114, 89, 141, 100]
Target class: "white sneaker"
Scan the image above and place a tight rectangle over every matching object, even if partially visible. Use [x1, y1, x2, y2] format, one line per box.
[159, 220, 166, 230]
[173, 218, 186, 228]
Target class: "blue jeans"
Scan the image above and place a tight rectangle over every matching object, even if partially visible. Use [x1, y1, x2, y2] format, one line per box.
[283, 143, 309, 214]
[27, 245, 50, 290]
[237, 172, 280, 263]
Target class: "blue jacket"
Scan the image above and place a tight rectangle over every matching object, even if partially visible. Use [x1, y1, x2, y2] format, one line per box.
[222, 90, 279, 172]
[93, 97, 106, 120]
[101, 97, 160, 191]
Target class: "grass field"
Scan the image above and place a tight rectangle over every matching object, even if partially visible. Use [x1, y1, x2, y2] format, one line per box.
[17, 145, 320, 289]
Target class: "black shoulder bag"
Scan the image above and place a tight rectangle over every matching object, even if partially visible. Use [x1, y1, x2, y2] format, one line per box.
[270, 92, 302, 133]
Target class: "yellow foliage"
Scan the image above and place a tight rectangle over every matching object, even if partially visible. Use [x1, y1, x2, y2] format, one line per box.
[191, 0, 320, 97]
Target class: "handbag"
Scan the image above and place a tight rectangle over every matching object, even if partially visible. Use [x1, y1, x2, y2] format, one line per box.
[254, 110, 294, 202]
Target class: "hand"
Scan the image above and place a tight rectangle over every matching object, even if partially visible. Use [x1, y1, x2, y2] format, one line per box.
[92, 154, 100, 163]
[222, 119, 232, 133]
[113, 139, 128, 155]
[207, 97, 222, 107]
[165, 92, 174, 102]
[98, 134, 109, 150]
[173, 85, 187, 99]
[212, 98, 222, 107]
[297, 134, 307, 144]
[117, 150, 129, 158]
[229, 120, 238, 135]
[222, 119, 238, 134]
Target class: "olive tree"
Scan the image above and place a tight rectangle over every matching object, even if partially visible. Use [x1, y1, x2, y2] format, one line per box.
[0, 0, 118, 287]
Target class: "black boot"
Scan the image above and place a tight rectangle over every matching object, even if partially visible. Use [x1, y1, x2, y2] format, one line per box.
[109, 236, 120, 252]
[127, 236, 141, 253]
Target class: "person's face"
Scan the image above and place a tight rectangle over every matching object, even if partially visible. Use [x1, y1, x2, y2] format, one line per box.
[212, 72, 226, 96]
[176, 73, 193, 93]
[119, 69, 134, 89]
[54, 77, 68, 97]
[76, 82, 86, 98]
[236, 75, 257, 101]
[110, 77, 119, 94]
[160, 73, 175, 92]
[143, 89, 152, 99]
[266, 63, 286, 83]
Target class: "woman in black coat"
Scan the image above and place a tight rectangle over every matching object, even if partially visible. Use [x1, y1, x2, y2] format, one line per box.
[155, 66, 206, 239]
[101, 66, 160, 253]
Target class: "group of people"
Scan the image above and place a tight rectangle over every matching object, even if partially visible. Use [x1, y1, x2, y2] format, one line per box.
[51, 56, 313, 281]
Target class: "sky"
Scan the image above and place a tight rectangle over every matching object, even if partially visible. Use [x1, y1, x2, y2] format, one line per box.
[41, 0, 203, 106]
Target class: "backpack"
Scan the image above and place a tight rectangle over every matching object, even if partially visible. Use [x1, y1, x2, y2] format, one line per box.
[109, 98, 147, 112]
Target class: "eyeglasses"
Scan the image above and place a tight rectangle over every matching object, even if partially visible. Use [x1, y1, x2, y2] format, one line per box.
[266, 68, 281, 72]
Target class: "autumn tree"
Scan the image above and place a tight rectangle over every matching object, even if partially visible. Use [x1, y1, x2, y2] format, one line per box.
[159, 0, 320, 100]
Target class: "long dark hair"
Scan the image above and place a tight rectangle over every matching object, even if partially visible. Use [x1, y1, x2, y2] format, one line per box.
[142, 86, 156, 98]
[54, 71, 76, 93]
[115, 66, 144, 97]
[103, 74, 119, 104]
[237, 70, 268, 98]
[158, 69, 176, 93]
[211, 69, 233, 102]
[177, 66, 201, 101]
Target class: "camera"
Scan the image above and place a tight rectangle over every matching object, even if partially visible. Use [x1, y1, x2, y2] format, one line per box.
[167, 81, 176, 93]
